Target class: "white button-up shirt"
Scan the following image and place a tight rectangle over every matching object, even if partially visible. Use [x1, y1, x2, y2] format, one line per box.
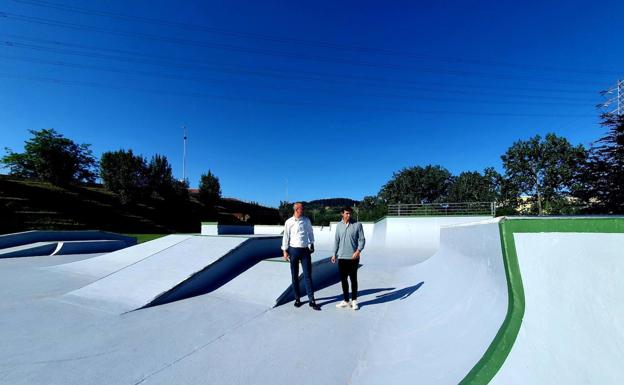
[281, 215, 315, 250]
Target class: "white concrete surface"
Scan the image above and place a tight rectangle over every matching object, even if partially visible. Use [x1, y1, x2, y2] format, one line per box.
[491, 232, 624, 385]
[0, 218, 510, 385]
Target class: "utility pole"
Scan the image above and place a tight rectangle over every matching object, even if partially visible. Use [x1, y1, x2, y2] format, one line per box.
[599, 79, 623, 116]
[182, 126, 187, 183]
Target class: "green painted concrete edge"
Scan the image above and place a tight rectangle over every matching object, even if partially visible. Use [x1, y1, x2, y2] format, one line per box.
[457, 218, 525, 385]
[373, 214, 492, 223]
[459, 217, 624, 385]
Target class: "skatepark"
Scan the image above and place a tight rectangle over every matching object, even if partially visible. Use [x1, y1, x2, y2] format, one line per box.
[0, 216, 622, 384]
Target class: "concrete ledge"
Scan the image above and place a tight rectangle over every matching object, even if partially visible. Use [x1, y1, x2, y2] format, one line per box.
[0, 242, 58, 258]
[0, 230, 136, 250]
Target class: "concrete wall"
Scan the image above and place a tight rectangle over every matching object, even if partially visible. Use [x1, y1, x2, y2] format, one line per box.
[253, 225, 283, 235]
[201, 224, 254, 235]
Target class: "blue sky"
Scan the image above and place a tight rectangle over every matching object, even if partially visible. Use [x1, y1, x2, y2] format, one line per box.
[1, 0, 622, 207]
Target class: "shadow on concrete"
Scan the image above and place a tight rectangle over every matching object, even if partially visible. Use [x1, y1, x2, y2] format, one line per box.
[142, 237, 281, 310]
[275, 257, 354, 306]
[315, 287, 396, 307]
[358, 282, 424, 309]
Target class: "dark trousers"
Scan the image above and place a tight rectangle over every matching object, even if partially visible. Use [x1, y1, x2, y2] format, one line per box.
[338, 258, 358, 301]
[288, 247, 315, 302]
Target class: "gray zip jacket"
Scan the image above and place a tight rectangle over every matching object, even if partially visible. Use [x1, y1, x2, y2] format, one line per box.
[333, 220, 366, 259]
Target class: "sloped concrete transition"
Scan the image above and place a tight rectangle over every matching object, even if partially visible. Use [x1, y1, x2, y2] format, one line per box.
[0, 217, 622, 384]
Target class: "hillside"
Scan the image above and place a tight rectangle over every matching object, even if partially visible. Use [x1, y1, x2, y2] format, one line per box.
[306, 198, 360, 208]
[0, 176, 280, 234]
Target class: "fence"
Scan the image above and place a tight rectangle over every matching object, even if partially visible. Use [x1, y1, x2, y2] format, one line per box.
[387, 202, 495, 217]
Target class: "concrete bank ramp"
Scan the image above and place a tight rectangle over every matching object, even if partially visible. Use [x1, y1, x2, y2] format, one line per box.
[53, 234, 194, 277]
[344, 219, 509, 385]
[60, 235, 281, 313]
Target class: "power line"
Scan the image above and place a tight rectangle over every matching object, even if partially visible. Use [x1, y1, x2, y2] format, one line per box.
[2, 34, 599, 95]
[0, 11, 610, 86]
[0, 54, 596, 106]
[0, 39, 601, 103]
[7, 0, 622, 76]
[0, 72, 596, 118]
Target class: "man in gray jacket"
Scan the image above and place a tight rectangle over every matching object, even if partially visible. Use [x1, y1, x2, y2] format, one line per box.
[331, 206, 365, 310]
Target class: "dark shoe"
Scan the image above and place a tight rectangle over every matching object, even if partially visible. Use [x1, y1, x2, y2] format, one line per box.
[309, 302, 321, 311]
[294, 299, 303, 308]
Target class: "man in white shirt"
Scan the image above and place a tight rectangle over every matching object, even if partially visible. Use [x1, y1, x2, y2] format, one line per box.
[282, 202, 321, 310]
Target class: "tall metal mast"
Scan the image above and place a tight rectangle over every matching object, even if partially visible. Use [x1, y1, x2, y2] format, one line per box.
[182, 126, 187, 182]
[600, 79, 623, 116]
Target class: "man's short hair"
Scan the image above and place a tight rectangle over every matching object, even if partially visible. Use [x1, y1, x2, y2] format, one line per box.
[341, 206, 353, 213]
[293, 202, 303, 210]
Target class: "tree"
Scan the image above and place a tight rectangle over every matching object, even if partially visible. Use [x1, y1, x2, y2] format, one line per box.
[578, 113, 624, 213]
[358, 195, 387, 221]
[100, 149, 148, 204]
[199, 170, 221, 206]
[146, 154, 176, 199]
[1, 128, 97, 185]
[172, 178, 190, 200]
[278, 201, 292, 222]
[378, 165, 453, 204]
[501, 133, 587, 215]
[447, 169, 500, 203]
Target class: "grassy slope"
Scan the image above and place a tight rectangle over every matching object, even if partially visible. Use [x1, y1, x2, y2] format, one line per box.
[0, 176, 280, 234]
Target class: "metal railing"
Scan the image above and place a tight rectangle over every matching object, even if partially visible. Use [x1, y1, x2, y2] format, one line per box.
[387, 202, 495, 217]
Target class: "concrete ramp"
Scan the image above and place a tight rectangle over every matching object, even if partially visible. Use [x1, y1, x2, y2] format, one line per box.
[61, 235, 281, 313]
[345, 219, 509, 385]
[210, 259, 293, 306]
[53, 234, 194, 277]
[489, 218, 624, 385]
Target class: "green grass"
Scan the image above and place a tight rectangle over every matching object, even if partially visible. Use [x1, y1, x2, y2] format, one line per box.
[124, 233, 168, 243]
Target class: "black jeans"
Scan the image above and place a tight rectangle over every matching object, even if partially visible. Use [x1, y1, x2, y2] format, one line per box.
[288, 247, 315, 302]
[338, 258, 358, 301]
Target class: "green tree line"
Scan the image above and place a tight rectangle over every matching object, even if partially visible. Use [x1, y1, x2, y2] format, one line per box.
[279, 113, 624, 222]
[2, 129, 222, 208]
[3, 112, 623, 223]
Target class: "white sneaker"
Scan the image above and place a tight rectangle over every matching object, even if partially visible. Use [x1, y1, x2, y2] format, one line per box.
[336, 300, 350, 308]
[351, 300, 359, 310]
